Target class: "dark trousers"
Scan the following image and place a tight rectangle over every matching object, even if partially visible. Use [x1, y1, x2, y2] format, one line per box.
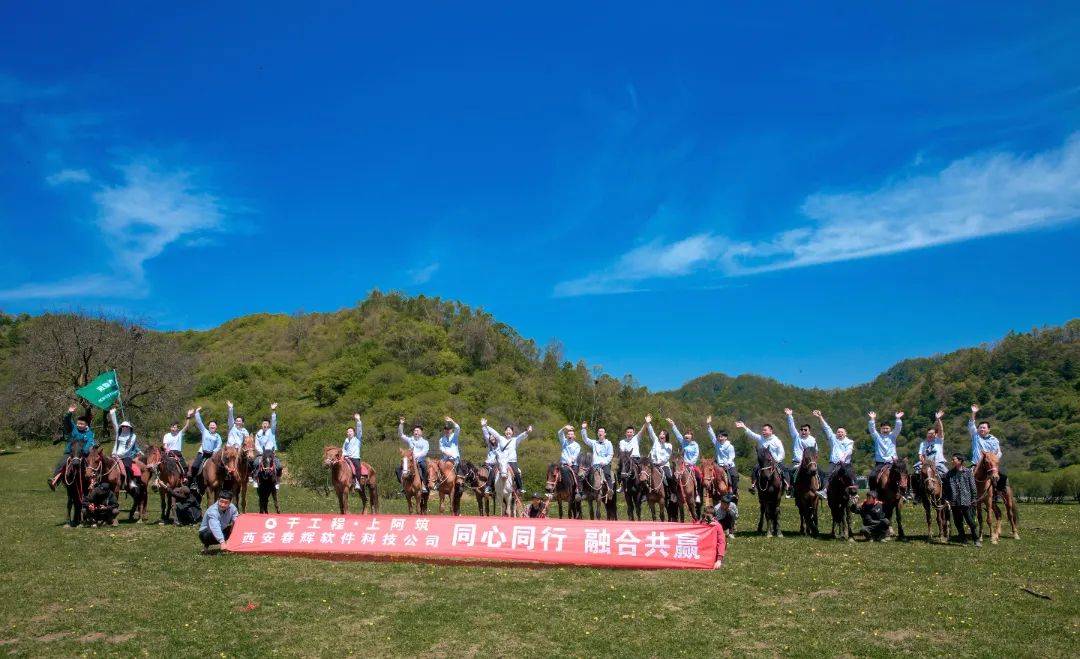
[347, 457, 363, 483]
[510, 461, 522, 490]
[53, 454, 71, 477]
[751, 465, 789, 489]
[199, 523, 234, 548]
[723, 465, 740, 492]
[822, 462, 854, 490]
[166, 450, 188, 472]
[190, 451, 213, 481]
[862, 519, 890, 540]
[396, 458, 428, 487]
[951, 505, 977, 542]
[791, 463, 821, 487]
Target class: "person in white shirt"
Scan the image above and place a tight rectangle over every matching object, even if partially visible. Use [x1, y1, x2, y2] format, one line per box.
[617, 423, 645, 493]
[161, 410, 194, 473]
[252, 403, 281, 488]
[706, 416, 739, 500]
[397, 417, 430, 494]
[225, 400, 249, 449]
[581, 422, 615, 491]
[482, 418, 532, 494]
[912, 410, 947, 503]
[645, 415, 677, 504]
[735, 420, 789, 496]
[812, 410, 855, 494]
[342, 414, 363, 490]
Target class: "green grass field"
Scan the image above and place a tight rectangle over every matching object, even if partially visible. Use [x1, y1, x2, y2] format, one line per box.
[1, 444, 1077, 658]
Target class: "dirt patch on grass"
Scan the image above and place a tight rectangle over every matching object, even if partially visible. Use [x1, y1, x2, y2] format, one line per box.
[109, 633, 135, 643]
[882, 629, 917, 643]
[808, 588, 840, 599]
[34, 632, 68, 642]
[79, 632, 106, 642]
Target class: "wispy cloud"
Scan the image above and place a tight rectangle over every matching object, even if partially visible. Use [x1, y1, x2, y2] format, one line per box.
[0, 160, 229, 300]
[408, 262, 440, 285]
[554, 133, 1080, 296]
[45, 168, 91, 185]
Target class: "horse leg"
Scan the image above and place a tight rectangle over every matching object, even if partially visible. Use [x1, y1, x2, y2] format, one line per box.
[774, 502, 783, 538]
[992, 500, 1002, 544]
[1007, 493, 1020, 540]
[924, 502, 933, 542]
[895, 501, 904, 539]
[757, 504, 765, 535]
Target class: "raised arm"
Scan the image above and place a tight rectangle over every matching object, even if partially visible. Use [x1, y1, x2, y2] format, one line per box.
[108, 407, 120, 441]
[513, 426, 531, 445]
[63, 405, 76, 435]
[667, 418, 685, 446]
[735, 421, 763, 445]
[398, 417, 410, 444]
[785, 409, 798, 445]
[558, 426, 570, 448]
[194, 408, 208, 435]
[867, 412, 882, 442]
[934, 410, 944, 441]
[270, 403, 278, 434]
[227, 401, 235, 429]
[887, 411, 903, 441]
[646, 422, 659, 444]
[706, 417, 720, 451]
[813, 410, 837, 444]
[354, 413, 363, 440]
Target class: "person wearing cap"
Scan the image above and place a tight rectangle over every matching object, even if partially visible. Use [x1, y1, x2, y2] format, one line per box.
[526, 493, 548, 518]
[342, 413, 364, 490]
[199, 490, 239, 553]
[83, 481, 119, 526]
[858, 490, 891, 542]
[161, 410, 194, 474]
[49, 403, 96, 490]
[438, 416, 461, 466]
[108, 405, 143, 486]
[712, 493, 739, 537]
[398, 416, 430, 493]
[580, 422, 615, 492]
[481, 419, 532, 494]
[190, 406, 222, 492]
[253, 403, 281, 488]
[813, 410, 855, 494]
[169, 484, 202, 526]
[943, 452, 981, 546]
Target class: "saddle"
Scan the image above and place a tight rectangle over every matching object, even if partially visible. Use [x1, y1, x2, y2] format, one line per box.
[346, 460, 370, 479]
[560, 464, 579, 491]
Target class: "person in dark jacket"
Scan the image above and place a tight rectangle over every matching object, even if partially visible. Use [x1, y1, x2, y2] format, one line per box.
[712, 494, 739, 536]
[83, 481, 118, 526]
[526, 493, 548, 518]
[170, 485, 202, 526]
[943, 453, 981, 547]
[859, 490, 891, 541]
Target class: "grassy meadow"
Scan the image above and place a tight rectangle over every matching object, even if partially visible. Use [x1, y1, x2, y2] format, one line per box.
[1, 441, 1077, 658]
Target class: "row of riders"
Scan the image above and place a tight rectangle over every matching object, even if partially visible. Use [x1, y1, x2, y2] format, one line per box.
[48, 402, 285, 528]
[49, 399, 1020, 546]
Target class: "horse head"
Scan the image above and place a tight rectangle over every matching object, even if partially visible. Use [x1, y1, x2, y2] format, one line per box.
[893, 458, 910, 491]
[757, 446, 775, 468]
[241, 435, 258, 462]
[978, 452, 1000, 479]
[618, 451, 637, 480]
[544, 463, 560, 493]
[801, 447, 818, 472]
[221, 446, 241, 481]
[323, 446, 341, 467]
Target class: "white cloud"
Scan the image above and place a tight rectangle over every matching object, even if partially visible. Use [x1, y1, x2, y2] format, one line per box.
[409, 263, 440, 285]
[554, 133, 1080, 296]
[45, 168, 91, 185]
[0, 160, 228, 301]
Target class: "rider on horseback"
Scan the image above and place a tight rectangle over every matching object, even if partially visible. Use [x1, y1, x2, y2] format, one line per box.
[49, 403, 95, 490]
[481, 419, 532, 494]
[225, 400, 249, 449]
[161, 410, 193, 474]
[786, 409, 824, 498]
[813, 410, 855, 494]
[706, 418, 739, 501]
[558, 425, 582, 500]
[912, 410, 947, 503]
[617, 424, 645, 493]
[254, 403, 282, 489]
[190, 407, 222, 493]
[867, 410, 903, 492]
[645, 416, 677, 505]
[343, 414, 363, 490]
[969, 405, 1007, 493]
[398, 417, 430, 494]
[108, 406, 143, 491]
[736, 420, 789, 495]
[581, 422, 615, 492]
[438, 416, 461, 466]
[667, 418, 702, 504]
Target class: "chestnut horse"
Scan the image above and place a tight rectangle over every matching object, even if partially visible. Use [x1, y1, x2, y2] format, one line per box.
[399, 448, 428, 514]
[793, 448, 821, 536]
[701, 458, 730, 507]
[201, 447, 240, 509]
[973, 452, 1019, 544]
[871, 458, 909, 539]
[755, 448, 783, 538]
[636, 461, 675, 522]
[544, 463, 581, 519]
[673, 457, 699, 522]
[84, 447, 130, 524]
[237, 435, 257, 513]
[916, 455, 950, 543]
[427, 459, 460, 515]
[146, 445, 186, 524]
[323, 446, 378, 514]
[465, 462, 495, 516]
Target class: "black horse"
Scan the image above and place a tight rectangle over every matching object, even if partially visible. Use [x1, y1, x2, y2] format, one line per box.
[63, 440, 89, 527]
[618, 451, 642, 521]
[755, 447, 784, 538]
[256, 450, 280, 514]
[826, 462, 859, 540]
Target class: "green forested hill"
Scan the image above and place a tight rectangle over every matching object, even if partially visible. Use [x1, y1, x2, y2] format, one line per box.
[2, 292, 1078, 473]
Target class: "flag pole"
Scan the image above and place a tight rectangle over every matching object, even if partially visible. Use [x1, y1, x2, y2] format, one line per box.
[112, 368, 127, 423]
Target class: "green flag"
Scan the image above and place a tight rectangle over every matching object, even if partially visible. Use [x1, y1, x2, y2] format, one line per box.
[75, 370, 121, 410]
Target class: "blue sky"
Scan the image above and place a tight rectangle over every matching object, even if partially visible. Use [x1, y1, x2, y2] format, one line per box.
[2, 3, 1079, 391]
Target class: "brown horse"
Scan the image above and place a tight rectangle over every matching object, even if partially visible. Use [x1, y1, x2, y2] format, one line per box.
[701, 458, 730, 507]
[973, 452, 1019, 544]
[578, 453, 616, 521]
[84, 447, 125, 525]
[323, 447, 378, 514]
[636, 462, 674, 522]
[399, 448, 428, 514]
[793, 448, 821, 536]
[544, 463, 581, 519]
[427, 459, 460, 515]
[871, 458, 909, 539]
[146, 445, 186, 524]
[673, 457, 699, 522]
[755, 448, 783, 537]
[237, 435, 257, 513]
[201, 447, 240, 509]
[915, 456, 950, 543]
[465, 462, 495, 516]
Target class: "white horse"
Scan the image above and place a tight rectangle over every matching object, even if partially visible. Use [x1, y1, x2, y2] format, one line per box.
[494, 452, 519, 517]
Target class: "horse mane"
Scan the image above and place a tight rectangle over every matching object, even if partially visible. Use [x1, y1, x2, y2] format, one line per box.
[578, 452, 593, 469]
[757, 446, 774, 466]
[801, 447, 818, 469]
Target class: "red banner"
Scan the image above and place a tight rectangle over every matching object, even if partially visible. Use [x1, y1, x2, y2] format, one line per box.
[224, 513, 722, 569]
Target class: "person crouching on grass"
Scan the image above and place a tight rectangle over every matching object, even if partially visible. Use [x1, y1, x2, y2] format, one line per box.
[199, 490, 238, 555]
[859, 490, 891, 542]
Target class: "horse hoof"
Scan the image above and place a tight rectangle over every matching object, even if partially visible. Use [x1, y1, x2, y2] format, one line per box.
[991, 538, 999, 545]
[776, 532, 784, 538]
[1013, 534, 1020, 540]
